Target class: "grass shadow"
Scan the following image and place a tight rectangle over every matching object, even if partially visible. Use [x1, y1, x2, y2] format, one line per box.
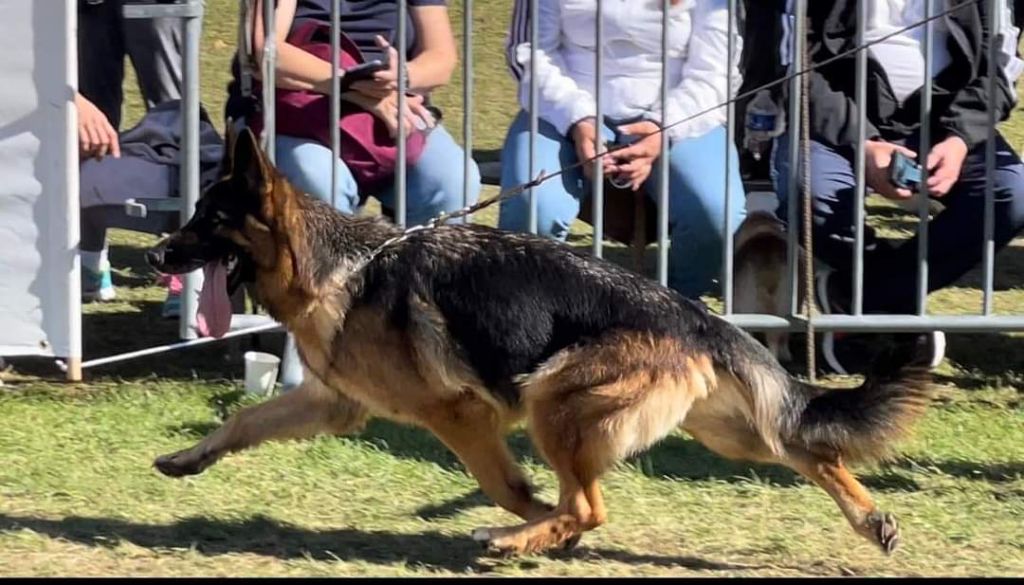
[886, 457, 1024, 483]
[942, 333, 1024, 391]
[415, 489, 491, 520]
[0, 512, 765, 573]
[637, 435, 921, 492]
[562, 547, 779, 573]
[108, 242, 160, 287]
[0, 513, 485, 571]
[353, 419, 539, 472]
[353, 421, 920, 494]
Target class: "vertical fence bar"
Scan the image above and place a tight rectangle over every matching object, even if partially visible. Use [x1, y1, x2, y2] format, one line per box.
[916, 0, 933, 316]
[983, 0, 998, 314]
[261, 0, 276, 162]
[180, 3, 202, 340]
[657, 0, 670, 286]
[238, 1, 253, 116]
[66, 0, 84, 380]
[592, 0, 604, 258]
[852, 0, 867, 315]
[396, 0, 408, 226]
[722, 0, 736, 314]
[462, 0, 473, 213]
[528, 0, 539, 234]
[330, 0, 340, 209]
[786, 0, 805, 317]
[261, 1, 300, 389]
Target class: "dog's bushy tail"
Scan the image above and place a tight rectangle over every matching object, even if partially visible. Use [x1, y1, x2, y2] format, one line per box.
[720, 324, 934, 464]
[786, 343, 934, 464]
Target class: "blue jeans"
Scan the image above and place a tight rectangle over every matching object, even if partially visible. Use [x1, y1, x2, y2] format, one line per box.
[275, 124, 481, 226]
[497, 111, 746, 298]
[771, 132, 1024, 314]
[273, 124, 481, 387]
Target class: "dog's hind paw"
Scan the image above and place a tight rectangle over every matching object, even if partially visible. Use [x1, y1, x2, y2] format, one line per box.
[153, 448, 211, 478]
[471, 522, 583, 558]
[867, 511, 900, 555]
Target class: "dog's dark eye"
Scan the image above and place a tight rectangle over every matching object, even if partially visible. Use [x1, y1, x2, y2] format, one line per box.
[213, 210, 230, 224]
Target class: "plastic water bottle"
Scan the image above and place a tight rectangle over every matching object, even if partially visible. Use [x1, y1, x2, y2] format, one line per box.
[744, 89, 781, 161]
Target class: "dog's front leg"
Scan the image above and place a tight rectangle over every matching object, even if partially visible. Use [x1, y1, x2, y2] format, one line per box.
[154, 374, 367, 477]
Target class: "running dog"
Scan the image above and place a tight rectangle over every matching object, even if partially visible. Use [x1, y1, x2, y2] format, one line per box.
[146, 128, 932, 557]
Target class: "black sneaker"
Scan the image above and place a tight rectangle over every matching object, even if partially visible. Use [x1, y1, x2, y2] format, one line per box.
[816, 270, 945, 375]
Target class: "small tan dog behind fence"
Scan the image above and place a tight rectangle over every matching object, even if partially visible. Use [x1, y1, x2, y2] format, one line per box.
[732, 210, 808, 364]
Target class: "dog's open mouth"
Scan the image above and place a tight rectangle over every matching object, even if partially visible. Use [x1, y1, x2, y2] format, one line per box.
[196, 255, 242, 339]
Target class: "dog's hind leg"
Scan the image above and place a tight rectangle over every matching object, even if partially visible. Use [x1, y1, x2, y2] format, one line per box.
[471, 334, 698, 556]
[154, 373, 368, 478]
[422, 396, 553, 522]
[783, 449, 900, 555]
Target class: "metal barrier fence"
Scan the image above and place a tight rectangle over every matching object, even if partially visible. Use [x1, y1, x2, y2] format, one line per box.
[78, 0, 1024, 378]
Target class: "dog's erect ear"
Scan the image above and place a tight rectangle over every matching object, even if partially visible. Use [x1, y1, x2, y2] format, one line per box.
[231, 126, 273, 195]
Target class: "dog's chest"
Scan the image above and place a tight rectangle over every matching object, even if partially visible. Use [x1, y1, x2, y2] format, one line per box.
[291, 302, 467, 422]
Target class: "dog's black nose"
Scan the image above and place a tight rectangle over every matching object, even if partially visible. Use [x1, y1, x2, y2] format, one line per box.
[146, 248, 164, 268]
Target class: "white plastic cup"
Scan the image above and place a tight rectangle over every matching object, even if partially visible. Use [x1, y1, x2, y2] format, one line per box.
[243, 351, 281, 396]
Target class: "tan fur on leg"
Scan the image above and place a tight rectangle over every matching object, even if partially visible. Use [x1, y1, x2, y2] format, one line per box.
[422, 396, 551, 522]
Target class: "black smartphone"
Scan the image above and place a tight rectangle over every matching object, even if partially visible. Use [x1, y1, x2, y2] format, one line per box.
[890, 150, 923, 190]
[339, 59, 389, 91]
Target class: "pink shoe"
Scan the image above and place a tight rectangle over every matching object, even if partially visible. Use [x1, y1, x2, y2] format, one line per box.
[160, 274, 183, 319]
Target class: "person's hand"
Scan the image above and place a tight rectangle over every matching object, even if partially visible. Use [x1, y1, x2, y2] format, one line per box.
[865, 139, 917, 200]
[350, 35, 402, 99]
[570, 118, 613, 182]
[75, 93, 120, 160]
[607, 120, 663, 191]
[347, 91, 435, 138]
[925, 135, 968, 197]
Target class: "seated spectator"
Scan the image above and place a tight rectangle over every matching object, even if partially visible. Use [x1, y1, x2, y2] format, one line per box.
[224, 0, 481, 225]
[77, 93, 226, 307]
[77, 91, 122, 303]
[497, 0, 746, 299]
[771, 1, 1024, 374]
[78, 0, 184, 314]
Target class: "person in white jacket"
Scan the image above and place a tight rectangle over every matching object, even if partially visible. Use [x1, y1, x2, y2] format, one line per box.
[498, 0, 746, 298]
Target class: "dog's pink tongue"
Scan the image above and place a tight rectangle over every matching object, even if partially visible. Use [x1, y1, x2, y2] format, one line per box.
[196, 262, 231, 338]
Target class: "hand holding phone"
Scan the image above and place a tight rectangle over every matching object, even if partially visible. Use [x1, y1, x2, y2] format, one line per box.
[889, 150, 923, 191]
[606, 139, 635, 189]
[339, 59, 389, 92]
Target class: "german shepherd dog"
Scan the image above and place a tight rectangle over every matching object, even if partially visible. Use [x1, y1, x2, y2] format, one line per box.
[146, 128, 932, 557]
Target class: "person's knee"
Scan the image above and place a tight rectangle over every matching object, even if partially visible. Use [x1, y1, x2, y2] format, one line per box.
[498, 184, 578, 240]
[274, 143, 330, 199]
[406, 158, 481, 223]
[437, 156, 483, 208]
[992, 167, 1024, 238]
[274, 137, 358, 214]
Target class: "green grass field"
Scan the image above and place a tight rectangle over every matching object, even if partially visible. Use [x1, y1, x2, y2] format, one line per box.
[1, 0, 1022, 576]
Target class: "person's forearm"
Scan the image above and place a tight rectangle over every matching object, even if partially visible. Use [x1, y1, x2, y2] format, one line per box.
[253, 41, 338, 94]
[405, 49, 456, 94]
[262, 42, 454, 96]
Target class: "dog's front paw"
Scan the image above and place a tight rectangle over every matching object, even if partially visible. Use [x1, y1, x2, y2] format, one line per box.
[153, 448, 212, 478]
